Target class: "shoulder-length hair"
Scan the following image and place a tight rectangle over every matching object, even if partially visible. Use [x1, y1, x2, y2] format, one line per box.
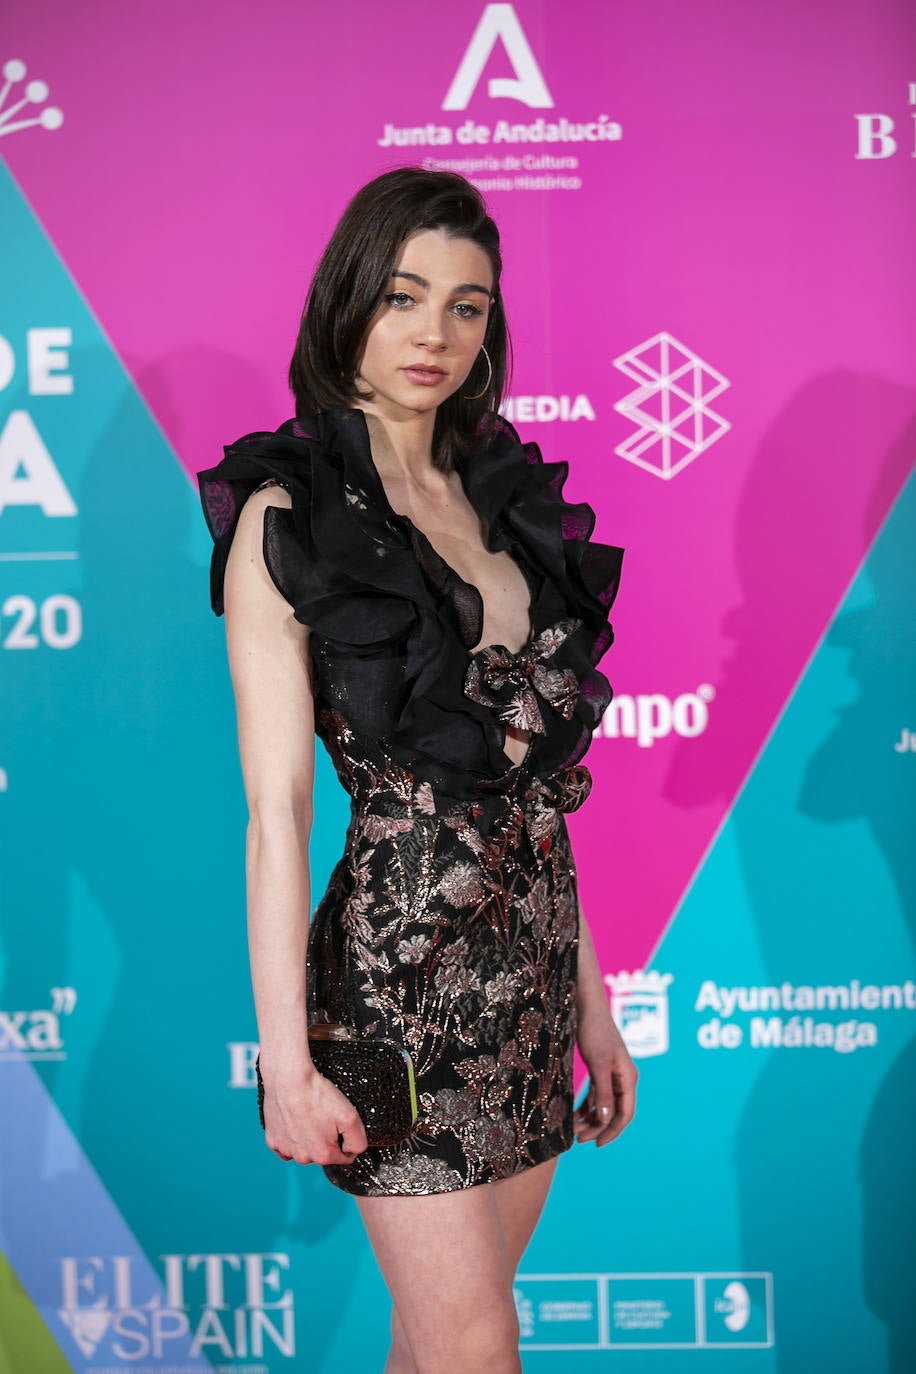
[288, 167, 511, 471]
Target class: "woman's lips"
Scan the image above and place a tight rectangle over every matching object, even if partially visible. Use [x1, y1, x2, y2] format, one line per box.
[402, 366, 446, 386]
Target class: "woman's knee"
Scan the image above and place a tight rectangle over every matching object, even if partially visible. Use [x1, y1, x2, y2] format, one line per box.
[412, 1298, 521, 1374]
[358, 1188, 523, 1373]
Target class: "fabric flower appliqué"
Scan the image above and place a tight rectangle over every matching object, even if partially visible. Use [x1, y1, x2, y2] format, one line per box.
[463, 617, 583, 733]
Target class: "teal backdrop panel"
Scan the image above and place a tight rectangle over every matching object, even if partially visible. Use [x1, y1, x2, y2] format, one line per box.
[508, 468, 915, 1373]
[0, 159, 358, 1372]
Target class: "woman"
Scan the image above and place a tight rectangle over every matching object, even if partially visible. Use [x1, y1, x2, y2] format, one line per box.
[199, 167, 637, 1374]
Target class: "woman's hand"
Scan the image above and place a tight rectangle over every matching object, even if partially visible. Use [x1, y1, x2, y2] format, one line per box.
[573, 1002, 639, 1147]
[261, 1063, 369, 1167]
[572, 907, 638, 1146]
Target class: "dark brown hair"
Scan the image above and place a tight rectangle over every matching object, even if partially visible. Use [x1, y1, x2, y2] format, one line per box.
[288, 167, 511, 470]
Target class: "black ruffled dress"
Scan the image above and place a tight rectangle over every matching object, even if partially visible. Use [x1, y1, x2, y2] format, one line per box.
[198, 407, 622, 1196]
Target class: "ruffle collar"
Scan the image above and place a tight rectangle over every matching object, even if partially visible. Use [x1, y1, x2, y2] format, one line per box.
[198, 406, 622, 777]
[312, 406, 521, 555]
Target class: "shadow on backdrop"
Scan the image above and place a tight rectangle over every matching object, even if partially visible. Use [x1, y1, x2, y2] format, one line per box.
[661, 372, 915, 1373]
[799, 406, 916, 1374]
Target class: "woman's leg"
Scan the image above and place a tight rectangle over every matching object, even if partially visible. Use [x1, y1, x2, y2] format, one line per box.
[363, 1156, 559, 1374]
[492, 1153, 559, 1269]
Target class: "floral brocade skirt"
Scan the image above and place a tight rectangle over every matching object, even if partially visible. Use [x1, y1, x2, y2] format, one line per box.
[305, 765, 587, 1197]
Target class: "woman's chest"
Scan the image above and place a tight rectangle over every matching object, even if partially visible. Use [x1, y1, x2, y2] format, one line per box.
[399, 496, 532, 656]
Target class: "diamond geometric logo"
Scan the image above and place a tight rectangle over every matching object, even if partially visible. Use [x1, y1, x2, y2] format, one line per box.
[0, 59, 64, 138]
[613, 331, 730, 480]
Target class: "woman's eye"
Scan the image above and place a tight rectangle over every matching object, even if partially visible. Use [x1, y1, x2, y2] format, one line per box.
[453, 302, 484, 318]
[385, 291, 414, 309]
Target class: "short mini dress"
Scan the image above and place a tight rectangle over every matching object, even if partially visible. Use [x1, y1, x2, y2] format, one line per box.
[198, 406, 622, 1196]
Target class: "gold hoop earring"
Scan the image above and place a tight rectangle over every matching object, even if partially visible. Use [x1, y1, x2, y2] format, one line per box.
[462, 345, 493, 401]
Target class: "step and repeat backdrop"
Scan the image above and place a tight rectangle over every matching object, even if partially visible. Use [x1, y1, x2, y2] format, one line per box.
[1, 2, 914, 1371]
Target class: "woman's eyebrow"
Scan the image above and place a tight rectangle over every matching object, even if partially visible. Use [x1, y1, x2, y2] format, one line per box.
[392, 270, 492, 297]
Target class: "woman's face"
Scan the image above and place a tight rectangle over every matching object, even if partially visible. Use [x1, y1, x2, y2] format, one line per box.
[356, 228, 494, 418]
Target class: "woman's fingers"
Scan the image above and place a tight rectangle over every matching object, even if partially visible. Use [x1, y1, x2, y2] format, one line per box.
[596, 1067, 637, 1145]
[264, 1075, 369, 1166]
[336, 1106, 368, 1161]
[575, 1003, 639, 1147]
[271, 1129, 360, 1167]
[575, 1065, 638, 1146]
[574, 1091, 614, 1143]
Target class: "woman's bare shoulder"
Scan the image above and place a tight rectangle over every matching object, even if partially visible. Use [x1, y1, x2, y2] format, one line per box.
[247, 478, 294, 508]
[230, 480, 294, 542]
[226, 482, 298, 610]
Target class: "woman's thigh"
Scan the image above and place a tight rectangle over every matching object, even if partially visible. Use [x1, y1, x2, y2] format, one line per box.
[358, 1157, 559, 1373]
[492, 1154, 559, 1270]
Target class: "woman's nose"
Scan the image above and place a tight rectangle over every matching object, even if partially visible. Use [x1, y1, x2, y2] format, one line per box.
[413, 310, 448, 348]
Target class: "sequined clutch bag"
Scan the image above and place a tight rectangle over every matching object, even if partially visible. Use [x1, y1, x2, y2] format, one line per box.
[256, 1025, 419, 1149]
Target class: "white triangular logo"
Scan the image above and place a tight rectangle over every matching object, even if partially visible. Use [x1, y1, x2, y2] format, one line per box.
[443, 4, 553, 111]
[59, 1307, 112, 1357]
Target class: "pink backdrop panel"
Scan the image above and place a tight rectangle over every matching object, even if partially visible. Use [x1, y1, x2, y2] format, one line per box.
[4, 0, 914, 972]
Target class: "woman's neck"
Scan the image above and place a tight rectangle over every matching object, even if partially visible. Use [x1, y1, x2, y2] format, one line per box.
[358, 406, 441, 489]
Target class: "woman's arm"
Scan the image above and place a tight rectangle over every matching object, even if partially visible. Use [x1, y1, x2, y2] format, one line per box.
[224, 488, 367, 1166]
[573, 906, 638, 1146]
